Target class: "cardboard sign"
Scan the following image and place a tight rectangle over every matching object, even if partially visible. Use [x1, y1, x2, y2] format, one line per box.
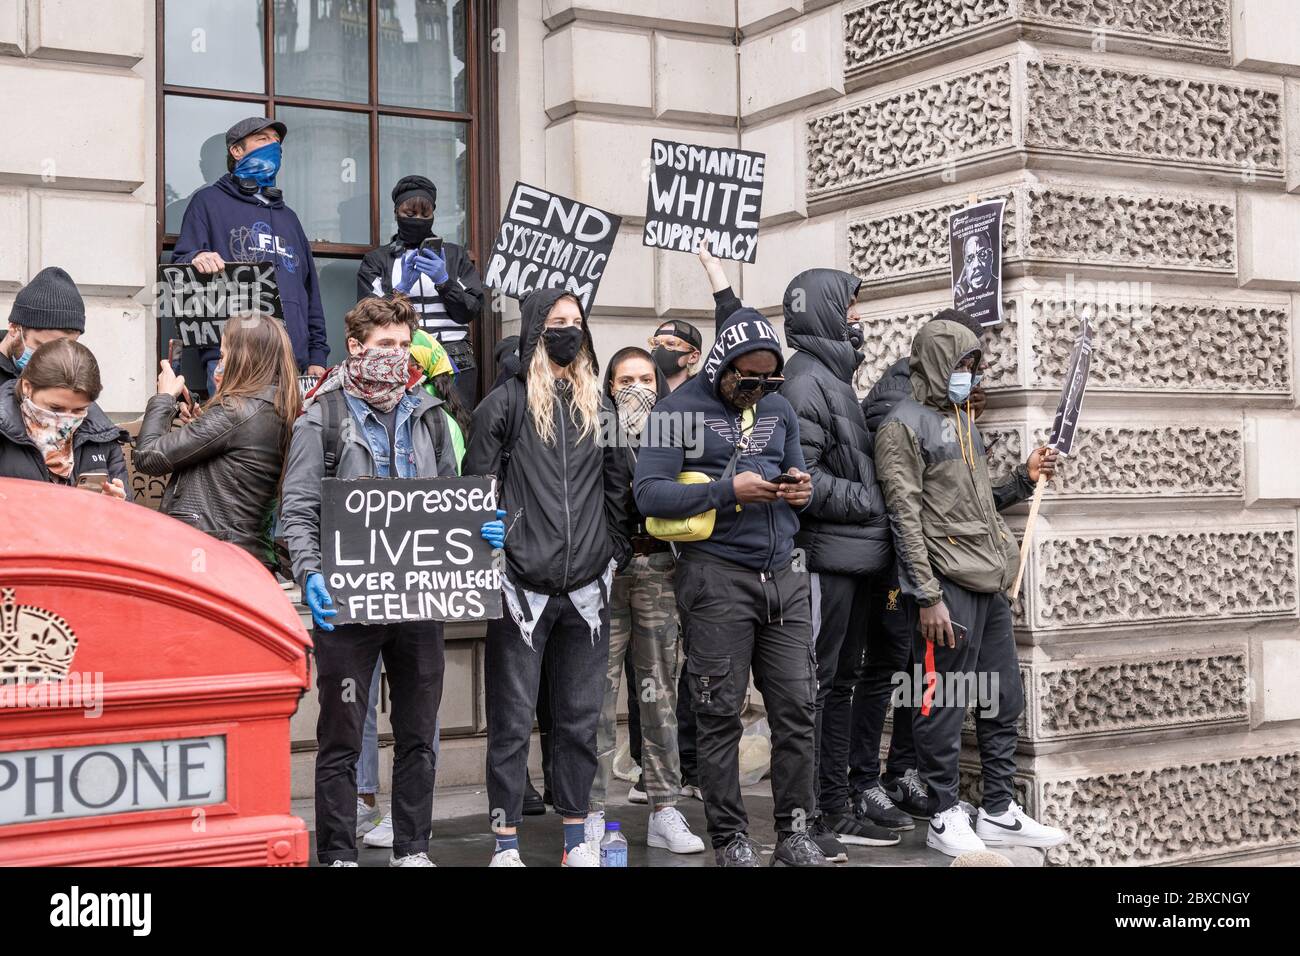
[320, 476, 503, 626]
[119, 416, 171, 511]
[1048, 313, 1093, 457]
[483, 182, 621, 313]
[949, 199, 1005, 326]
[156, 262, 284, 348]
[643, 140, 766, 263]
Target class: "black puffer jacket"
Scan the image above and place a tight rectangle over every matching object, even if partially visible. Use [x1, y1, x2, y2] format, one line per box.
[780, 269, 890, 576]
[463, 288, 631, 595]
[0, 379, 128, 487]
[133, 387, 287, 565]
[863, 356, 911, 440]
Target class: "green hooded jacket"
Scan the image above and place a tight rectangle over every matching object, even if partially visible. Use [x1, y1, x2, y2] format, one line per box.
[874, 319, 1033, 605]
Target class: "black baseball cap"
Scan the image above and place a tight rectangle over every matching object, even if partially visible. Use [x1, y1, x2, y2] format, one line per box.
[225, 116, 287, 149]
[653, 319, 703, 352]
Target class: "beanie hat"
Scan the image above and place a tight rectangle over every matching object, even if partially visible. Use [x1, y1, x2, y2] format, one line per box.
[392, 175, 437, 211]
[701, 307, 784, 398]
[9, 267, 86, 332]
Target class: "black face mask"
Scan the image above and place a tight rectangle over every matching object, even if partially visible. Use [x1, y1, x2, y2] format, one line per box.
[542, 326, 584, 368]
[396, 215, 434, 246]
[651, 345, 689, 379]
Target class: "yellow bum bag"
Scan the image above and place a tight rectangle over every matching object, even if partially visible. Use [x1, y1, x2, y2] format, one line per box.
[645, 409, 754, 543]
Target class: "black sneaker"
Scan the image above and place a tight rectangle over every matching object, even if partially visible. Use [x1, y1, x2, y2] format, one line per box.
[714, 832, 763, 867]
[771, 831, 834, 867]
[522, 779, 546, 816]
[854, 785, 915, 831]
[807, 816, 848, 863]
[882, 768, 930, 819]
[824, 809, 902, 846]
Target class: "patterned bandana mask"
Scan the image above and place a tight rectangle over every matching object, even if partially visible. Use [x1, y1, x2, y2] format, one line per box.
[614, 383, 657, 438]
[20, 396, 85, 479]
[341, 347, 412, 413]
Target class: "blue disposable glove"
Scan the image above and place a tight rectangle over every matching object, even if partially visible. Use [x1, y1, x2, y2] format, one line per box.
[305, 572, 337, 632]
[395, 250, 420, 294]
[481, 509, 507, 550]
[412, 247, 450, 286]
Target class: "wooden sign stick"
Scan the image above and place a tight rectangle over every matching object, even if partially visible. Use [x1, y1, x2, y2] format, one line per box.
[1008, 472, 1047, 599]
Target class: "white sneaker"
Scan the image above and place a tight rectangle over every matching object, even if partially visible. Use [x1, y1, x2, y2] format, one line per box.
[362, 810, 393, 848]
[583, 810, 605, 858]
[628, 780, 648, 804]
[328, 859, 359, 867]
[647, 806, 705, 854]
[355, 798, 382, 838]
[489, 848, 526, 867]
[389, 851, 436, 867]
[562, 842, 600, 867]
[976, 802, 1068, 848]
[679, 783, 703, 801]
[927, 805, 986, 857]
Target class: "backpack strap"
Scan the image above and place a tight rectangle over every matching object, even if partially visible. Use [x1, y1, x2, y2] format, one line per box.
[497, 378, 528, 482]
[423, 399, 449, 472]
[318, 390, 347, 479]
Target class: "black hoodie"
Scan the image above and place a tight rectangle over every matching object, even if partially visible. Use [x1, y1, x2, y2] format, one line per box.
[779, 269, 890, 576]
[463, 288, 630, 594]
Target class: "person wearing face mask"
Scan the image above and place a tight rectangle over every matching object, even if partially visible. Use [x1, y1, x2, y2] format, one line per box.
[172, 117, 329, 394]
[648, 319, 703, 394]
[463, 288, 632, 868]
[357, 176, 486, 408]
[873, 318, 1063, 858]
[279, 294, 458, 868]
[0, 339, 127, 496]
[0, 267, 87, 387]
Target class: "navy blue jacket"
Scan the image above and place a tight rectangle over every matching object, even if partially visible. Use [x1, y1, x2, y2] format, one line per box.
[172, 174, 329, 370]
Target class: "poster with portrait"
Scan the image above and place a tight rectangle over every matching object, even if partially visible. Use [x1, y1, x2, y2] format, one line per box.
[948, 199, 1005, 327]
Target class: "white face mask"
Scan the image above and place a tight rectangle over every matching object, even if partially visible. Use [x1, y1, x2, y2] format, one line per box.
[948, 371, 973, 404]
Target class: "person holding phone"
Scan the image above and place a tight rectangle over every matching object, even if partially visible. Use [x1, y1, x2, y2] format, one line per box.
[356, 176, 486, 408]
[0, 339, 127, 496]
[873, 316, 1064, 857]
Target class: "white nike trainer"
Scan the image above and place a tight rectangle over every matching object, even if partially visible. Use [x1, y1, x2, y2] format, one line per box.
[975, 802, 1068, 848]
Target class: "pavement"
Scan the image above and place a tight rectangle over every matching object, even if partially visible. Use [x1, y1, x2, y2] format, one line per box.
[294, 778, 1044, 867]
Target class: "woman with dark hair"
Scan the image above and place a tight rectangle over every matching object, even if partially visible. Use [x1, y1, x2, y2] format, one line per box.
[356, 175, 486, 407]
[0, 338, 127, 494]
[134, 311, 301, 567]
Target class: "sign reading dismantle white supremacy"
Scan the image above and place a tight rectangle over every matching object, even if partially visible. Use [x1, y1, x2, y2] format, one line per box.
[643, 139, 766, 263]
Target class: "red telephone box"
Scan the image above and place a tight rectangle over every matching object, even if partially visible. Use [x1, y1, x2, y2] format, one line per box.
[0, 478, 312, 866]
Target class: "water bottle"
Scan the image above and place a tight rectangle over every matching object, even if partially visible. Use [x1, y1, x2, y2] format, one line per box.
[600, 821, 628, 867]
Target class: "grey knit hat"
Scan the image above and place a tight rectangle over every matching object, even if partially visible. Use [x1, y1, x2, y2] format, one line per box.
[9, 267, 85, 332]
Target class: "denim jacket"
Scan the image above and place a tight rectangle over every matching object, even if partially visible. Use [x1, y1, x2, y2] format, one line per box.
[343, 389, 421, 478]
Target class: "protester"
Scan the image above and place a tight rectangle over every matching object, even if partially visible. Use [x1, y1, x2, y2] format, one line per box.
[873, 316, 1064, 856]
[133, 312, 300, 568]
[649, 319, 703, 394]
[357, 175, 486, 407]
[279, 294, 457, 867]
[411, 329, 472, 468]
[586, 346, 704, 855]
[464, 287, 631, 868]
[778, 269, 904, 849]
[0, 339, 127, 495]
[491, 335, 522, 394]
[171, 116, 329, 392]
[0, 267, 86, 386]
[633, 247, 825, 868]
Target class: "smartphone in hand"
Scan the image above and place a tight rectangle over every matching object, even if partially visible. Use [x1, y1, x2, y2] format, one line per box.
[419, 236, 445, 258]
[772, 473, 801, 485]
[76, 471, 109, 494]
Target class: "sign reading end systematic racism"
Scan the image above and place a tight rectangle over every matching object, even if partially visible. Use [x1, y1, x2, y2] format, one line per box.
[484, 182, 622, 313]
[643, 139, 766, 263]
[1048, 314, 1093, 457]
[156, 262, 284, 348]
[320, 477, 503, 626]
[949, 199, 1005, 327]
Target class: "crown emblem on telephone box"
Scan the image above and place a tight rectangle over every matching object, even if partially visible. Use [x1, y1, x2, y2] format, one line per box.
[0, 588, 78, 681]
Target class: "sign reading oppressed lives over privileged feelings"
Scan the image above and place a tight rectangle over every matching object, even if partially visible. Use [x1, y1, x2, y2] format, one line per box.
[1048, 313, 1093, 457]
[644, 139, 766, 263]
[156, 262, 284, 348]
[483, 182, 622, 313]
[320, 476, 503, 626]
[949, 199, 1005, 326]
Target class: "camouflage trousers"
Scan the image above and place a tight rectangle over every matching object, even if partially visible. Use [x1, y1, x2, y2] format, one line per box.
[589, 551, 683, 810]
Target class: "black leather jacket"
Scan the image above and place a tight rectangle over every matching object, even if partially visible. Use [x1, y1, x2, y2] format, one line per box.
[133, 387, 287, 565]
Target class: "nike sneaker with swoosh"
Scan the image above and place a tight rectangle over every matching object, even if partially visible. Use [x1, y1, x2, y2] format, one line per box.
[927, 804, 986, 856]
[976, 802, 1067, 848]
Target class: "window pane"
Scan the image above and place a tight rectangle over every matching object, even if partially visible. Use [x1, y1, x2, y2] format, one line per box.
[378, 0, 468, 112]
[164, 0, 265, 93]
[379, 115, 468, 246]
[315, 256, 364, 365]
[275, 106, 371, 245]
[274, 0, 369, 104]
[164, 95, 259, 235]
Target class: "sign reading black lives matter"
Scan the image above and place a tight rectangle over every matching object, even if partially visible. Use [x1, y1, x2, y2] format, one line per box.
[156, 262, 284, 348]
[643, 139, 766, 263]
[484, 182, 622, 313]
[948, 199, 1005, 326]
[1048, 314, 1093, 457]
[320, 476, 503, 626]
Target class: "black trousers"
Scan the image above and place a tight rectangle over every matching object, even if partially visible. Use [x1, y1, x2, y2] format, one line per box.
[676, 667, 698, 784]
[906, 575, 1022, 815]
[313, 621, 445, 864]
[810, 572, 870, 814]
[677, 552, 816, 848]
[486, 594, 609, 825]
[849, 572, 917, 794]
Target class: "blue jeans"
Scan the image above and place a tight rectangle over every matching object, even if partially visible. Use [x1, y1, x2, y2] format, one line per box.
[357, 659, 441, 796]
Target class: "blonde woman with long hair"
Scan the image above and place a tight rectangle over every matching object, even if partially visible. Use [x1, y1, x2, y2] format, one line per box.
[464, 288, 632, 868]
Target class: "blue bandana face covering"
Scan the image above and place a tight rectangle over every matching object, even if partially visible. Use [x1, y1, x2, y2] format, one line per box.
[948, 370, 973, 404]
[233, 141, 282, 187]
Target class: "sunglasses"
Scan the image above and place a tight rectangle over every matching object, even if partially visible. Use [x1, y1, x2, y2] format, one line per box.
[732, 373, 785, 394]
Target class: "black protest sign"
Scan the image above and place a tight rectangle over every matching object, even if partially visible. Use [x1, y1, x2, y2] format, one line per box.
[156, 262, 284, 348]
[643, 139, 766, 263]
[483, 182, 622, 313]
[321, 476, 503, 626]
[949, 199, 1005, 326]
[1048, 314, 1093, 457]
